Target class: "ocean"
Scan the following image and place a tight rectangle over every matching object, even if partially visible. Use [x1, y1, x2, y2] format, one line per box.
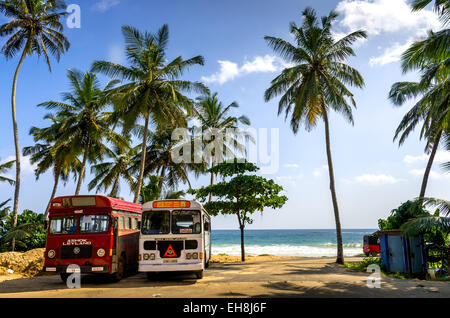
[211, 229, 376, 257]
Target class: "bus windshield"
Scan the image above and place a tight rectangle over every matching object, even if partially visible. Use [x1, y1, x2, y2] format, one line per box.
[49, 216, 77, 235]
[80, 214, 109, 233]
[141, 211, 170, 235]
[172, 210, 201, 234]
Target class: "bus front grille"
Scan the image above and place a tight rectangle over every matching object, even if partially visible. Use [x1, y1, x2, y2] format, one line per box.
[60, 245, 93, 259]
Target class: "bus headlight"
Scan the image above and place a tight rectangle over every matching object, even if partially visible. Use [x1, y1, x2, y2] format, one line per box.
[143, 253, 150, 260]
[192, 253, 198, 259]
[186, 253, 191, 259]
[97, 248, 106, 257]
[47, 249, 56, 259]
[150, 253, 155, 260]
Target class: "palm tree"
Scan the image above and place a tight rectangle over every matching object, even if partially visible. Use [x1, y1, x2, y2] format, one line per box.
[38, 69, 127, 195]
[264, 8, 366, 264]
[389, 40, 449, 199]
[0, 159, 15, 185]
[92, 24, 208, 203]
[0, 0, 70, 251]
[194, 92, 251, 201]
[132, 125, 204, 199]
[402, 198, 450, 236]
[88, 143, 136, 198]
[23, 114, 81, 218]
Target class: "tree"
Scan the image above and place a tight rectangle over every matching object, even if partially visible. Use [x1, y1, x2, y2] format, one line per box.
[0, 159, 15, 185]
[0, 0, 70, 251]
[23, 114, 81, 218]
[190, 160, 288, 261]
[132, 125, 204, 199]
[92, 24, 208, 203]
[378, 200, 431, 230]
[88, 143, 136, 198]
[194, 92, 251, 202]
[264, 8, 366, 264]
[401, 198, 450, 236]
[38, 69, 127, 195]
[389, 34, 449, 199]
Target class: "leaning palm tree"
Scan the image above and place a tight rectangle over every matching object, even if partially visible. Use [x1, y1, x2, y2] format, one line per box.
[0, 159, 15, 185]
[23, 113, 81, 218]
[92, 24, 208, 203]
[264, 8, 366, 264]
[0, 0, 70, 251]
[88, 143, 137, 198]
[195, 92, 251, 201]
[389, 42, 449, 198]
[38, 69, 127, 195]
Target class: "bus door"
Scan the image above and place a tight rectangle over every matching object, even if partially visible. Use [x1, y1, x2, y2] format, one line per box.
[111, 216, 119, 273]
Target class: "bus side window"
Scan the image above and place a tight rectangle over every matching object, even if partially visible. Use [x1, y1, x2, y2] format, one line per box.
[119, 216, 124, 230]
[132, 218, 138, 230]
[125, 217, 131, 230]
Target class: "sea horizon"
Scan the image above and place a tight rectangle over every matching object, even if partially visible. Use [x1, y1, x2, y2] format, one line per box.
[211, 229, 377, 257]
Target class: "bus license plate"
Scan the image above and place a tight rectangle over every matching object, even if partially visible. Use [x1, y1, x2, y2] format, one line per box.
[66, 268, 80, 273]
[163, 259, 177, 264]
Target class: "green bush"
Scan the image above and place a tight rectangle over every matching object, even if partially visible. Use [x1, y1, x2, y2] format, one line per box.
[378, 200, 430, 230]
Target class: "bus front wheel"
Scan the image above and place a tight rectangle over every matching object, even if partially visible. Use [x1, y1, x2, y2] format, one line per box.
[195, 270, 204, 279]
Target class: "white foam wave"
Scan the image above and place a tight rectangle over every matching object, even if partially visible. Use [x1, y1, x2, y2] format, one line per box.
[212, 244, 362, 257]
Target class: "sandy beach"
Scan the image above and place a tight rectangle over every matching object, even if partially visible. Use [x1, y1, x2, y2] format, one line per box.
[0, 255, 449, 298]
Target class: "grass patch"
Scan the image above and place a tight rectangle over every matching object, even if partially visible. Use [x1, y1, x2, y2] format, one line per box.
[341, 256, 383, 272]
[218, 253, 228, 256]
[258, 254, 272, 257]
[431, 275, 450, 282]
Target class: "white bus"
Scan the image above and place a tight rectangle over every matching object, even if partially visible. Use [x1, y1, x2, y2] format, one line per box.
[138, 200, 211, 279]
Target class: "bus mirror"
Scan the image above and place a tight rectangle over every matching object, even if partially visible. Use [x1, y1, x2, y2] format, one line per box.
[137, 221, 141, 230]
[112, 218, 118, 231]
[43, 220, 48, 230]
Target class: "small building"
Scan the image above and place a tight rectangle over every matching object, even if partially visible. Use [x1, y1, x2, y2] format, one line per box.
[373, 230, 426, 277]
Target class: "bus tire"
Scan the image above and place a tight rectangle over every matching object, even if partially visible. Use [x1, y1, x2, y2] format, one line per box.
[371, 251, 378, 257]
[112, 256, 125, 282]
[195, 270, 204, 279]
[60, 273, 70, 283]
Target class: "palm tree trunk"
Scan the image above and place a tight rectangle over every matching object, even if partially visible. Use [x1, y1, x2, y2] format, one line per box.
[44, 165, 61, 219]
[134, 113, 150, 203]
[419, 130, 442, 199]
[10, 47, 28, 252]
[75, 141, 90, 195]
[322, 107, 344, 264]
[110, 174, 120, 198]
[157, 166, 166, 199]
[208, 156, 215, 202]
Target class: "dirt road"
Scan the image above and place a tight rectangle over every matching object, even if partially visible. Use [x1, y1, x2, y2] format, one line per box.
[0, 257, 449, 298]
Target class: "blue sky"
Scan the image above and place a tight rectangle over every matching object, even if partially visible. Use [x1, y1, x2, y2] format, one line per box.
[0, 0, 449, 229]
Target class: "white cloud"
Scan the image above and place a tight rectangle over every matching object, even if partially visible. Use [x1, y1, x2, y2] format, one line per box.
[369, 40, 413, 66]
[4, 156, 36, 175]
[313, 165, 328, 177]
[404, 151, 450, 164]
[276, 173, 304, 187]
[335, 0, 440, 67]
[344, 173, 405, 185]
[336, 0, 440, 36]
[284, 163, 300, 168]
[202, 55, 294, 85]
[92, 0, 120, 12]
[108, 44, 125, 64]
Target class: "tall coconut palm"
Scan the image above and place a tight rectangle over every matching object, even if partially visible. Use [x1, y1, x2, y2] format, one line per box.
[194, 92, 251, 201]
[0, 0, 70, 251]
[264, 8, 366, 264]
[389, 41, 449, 198]
[23, 114, 81, 218]
[38, 69, 127, 195]
[92, 24, 208, 203]
[0, 159, 15, 185]
[88, 143, 137, 198]
[132, 125, 204, 199]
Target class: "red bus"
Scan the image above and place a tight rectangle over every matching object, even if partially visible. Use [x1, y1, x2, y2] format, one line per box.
[43, 195, 142, 282]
